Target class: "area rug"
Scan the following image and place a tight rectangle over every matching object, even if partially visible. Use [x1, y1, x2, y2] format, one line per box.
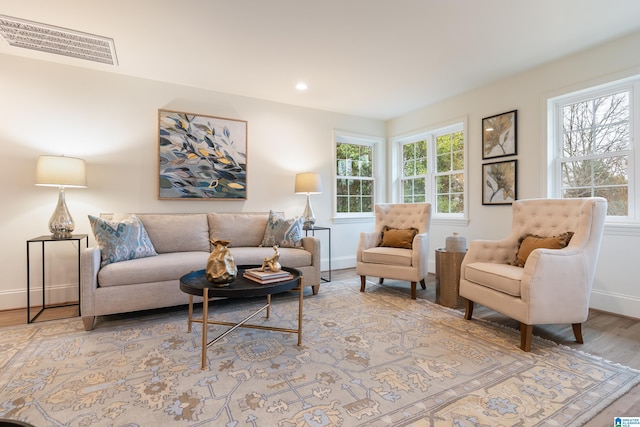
[1, 280, 639, 427]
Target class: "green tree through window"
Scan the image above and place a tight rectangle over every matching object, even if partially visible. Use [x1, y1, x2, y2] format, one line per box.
[399, 125, 465, 215]
[336, 142, 374, 213]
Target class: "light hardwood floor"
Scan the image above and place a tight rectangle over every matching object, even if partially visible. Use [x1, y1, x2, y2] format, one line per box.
[2, 268, 638, 423]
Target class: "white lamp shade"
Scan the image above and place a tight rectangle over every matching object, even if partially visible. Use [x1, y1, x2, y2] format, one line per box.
[36, 155, 87, 188]
[295, 172, 322, 194]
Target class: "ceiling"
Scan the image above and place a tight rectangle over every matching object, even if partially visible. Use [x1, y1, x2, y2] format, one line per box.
[1, 0, 640, 120]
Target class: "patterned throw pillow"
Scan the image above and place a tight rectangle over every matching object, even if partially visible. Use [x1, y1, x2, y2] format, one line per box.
[260, 210, 304, 248]
[88, 214, 158, 267]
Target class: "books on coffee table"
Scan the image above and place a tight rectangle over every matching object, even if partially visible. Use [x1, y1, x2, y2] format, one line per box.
[243, 268, 294, 284]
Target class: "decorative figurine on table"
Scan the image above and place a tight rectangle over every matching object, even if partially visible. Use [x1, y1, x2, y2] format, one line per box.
[206, 239, 237, 286]
[259, 245, 281, 272]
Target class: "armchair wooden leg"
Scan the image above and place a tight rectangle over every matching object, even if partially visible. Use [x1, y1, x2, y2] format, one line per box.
[410, 282, 417, 299]
[420, 278, 426, 289]
[464, 300, 474, 320]
[572, 323, 584, 344]
[360, 276, 366, 293]
[520, 323, 533, 352]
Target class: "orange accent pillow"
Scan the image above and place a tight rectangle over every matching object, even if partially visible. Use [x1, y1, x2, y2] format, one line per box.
[512, 231, 574, 267]
[378, 226, 418, 249]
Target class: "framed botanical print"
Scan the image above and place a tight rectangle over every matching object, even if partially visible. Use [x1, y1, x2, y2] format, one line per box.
[482, 110, 517, 159]
[482, 160, 517, 205]
[158, 109, 247, 200]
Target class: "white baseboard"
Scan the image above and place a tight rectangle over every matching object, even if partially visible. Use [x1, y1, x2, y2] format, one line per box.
[0, 284, 79, 312]
[589, 289, 640, 319]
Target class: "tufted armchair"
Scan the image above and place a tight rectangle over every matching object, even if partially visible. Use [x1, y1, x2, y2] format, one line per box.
[357, 203, 431, 299]
[459, 197, 607, 351]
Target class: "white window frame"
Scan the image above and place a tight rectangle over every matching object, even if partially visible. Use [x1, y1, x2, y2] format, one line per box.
[333, 130, 384, 223]
[391, 120, 468, 225]
[547, 75, 640, 228]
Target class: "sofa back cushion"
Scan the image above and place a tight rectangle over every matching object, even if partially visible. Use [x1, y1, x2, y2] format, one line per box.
[208, 212, 269, 247]
[136, 214, 210, 253]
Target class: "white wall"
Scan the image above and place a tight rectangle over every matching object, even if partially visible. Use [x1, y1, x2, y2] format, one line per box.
[0, 53, 384, 311]
[387, 30, 640, 319]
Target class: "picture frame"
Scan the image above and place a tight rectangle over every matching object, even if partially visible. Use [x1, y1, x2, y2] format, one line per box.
[482, 159, 517, 205]
[482, 110, 517, 159]
[158, 109, 247, 200]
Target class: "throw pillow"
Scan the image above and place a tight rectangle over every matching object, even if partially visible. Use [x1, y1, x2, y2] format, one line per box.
[88, 214, 158, 267]
[260, 210, 304, 248]
[378, 226, 419, 249]
[512, 231, 574, 267]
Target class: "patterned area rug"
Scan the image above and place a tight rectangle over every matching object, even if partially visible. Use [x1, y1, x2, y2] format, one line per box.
[1, 279, 639, 427]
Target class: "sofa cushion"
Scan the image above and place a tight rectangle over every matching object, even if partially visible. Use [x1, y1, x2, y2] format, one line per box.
[208, 212, 269, 247]
[98, 251, 209, 287]
[361, 246, 412, 267]
[89, 214, 158, 267]
[137, 214, 210, 253]
[260, 210, 304, 248]
[465, 262, 524, 296]
[230, 247, 312, 268]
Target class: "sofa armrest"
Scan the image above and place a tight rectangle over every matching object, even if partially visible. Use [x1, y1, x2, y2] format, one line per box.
[301, 236, 320, 268]
[81, 246, 101, 328]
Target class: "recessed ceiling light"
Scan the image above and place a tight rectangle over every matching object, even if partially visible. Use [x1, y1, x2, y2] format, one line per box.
[296, 82, 308, 91]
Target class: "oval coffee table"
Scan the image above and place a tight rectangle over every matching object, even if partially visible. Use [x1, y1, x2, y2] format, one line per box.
[180, 265, 303, 369]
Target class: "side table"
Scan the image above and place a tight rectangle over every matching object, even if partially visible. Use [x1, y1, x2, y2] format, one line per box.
[435, 248, 466, 308]
[304, 226, 331, 282]
[26, 234, 89, 323]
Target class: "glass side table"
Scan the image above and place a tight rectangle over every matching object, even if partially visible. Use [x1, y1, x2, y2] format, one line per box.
[26, 234, 89, 323]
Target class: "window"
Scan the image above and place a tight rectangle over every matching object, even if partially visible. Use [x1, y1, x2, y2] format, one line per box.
[396, 123, 466, 217]
[549, 76, 639, 221]
[335, 133, 379, 215]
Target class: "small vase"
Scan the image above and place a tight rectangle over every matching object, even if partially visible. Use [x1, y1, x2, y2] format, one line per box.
[445, 232, 466, 253]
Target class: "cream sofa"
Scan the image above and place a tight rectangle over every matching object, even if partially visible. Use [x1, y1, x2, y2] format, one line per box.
[80, 212, 321, 331]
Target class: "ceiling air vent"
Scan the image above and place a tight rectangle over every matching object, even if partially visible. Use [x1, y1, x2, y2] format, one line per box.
[0, 15, 117, 65]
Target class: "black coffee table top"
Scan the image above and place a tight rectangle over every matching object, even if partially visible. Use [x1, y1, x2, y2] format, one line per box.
[180, 265, 301, 298]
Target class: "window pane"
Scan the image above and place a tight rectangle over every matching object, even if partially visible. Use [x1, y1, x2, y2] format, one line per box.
[437, 194, 450, 213]
[452, 151, 464, 170]
[436, 175, 449, 194]
[348, 179, 360, 194]
[362, 180, 373, 196]
[337, 178, 348, 195]
[361, 159, 372, 177]
[337, 196, 348, 213]
[362, 196, 373, 213]
[403, 160, 414, 177]
[349, 196, 361, 212]
[436, 153, 450, 172]
[451, 173, 464, 193]
[595, 187, 628, 216]
[336, 159, 346, 176]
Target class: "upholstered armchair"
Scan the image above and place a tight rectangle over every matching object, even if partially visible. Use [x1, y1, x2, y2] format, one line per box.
[357, 203, 431, 299]
[459, 197, 607, 351]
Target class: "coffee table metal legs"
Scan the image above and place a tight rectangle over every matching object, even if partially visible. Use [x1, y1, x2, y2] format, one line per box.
[187, 278, 304, 370]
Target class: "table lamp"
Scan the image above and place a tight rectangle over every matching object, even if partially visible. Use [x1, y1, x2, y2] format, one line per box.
[35, 155, 87, 239]
[295, 172, 322, 229]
